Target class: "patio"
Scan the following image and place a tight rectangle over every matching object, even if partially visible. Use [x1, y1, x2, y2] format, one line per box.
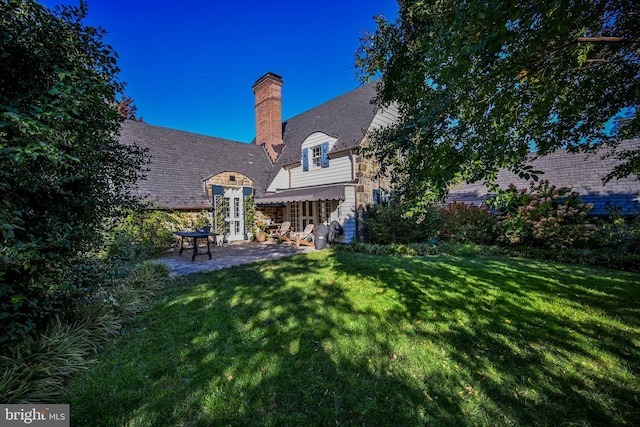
[157, 240, 317, 276]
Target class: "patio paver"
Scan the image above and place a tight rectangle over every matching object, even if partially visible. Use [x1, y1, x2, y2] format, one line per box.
[157, 240, 316, 275]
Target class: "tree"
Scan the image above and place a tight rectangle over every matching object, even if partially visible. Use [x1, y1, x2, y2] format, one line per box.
[117, 95, 144, 122]
[0, 0, 146, 342]
[356, 0, 639, 207]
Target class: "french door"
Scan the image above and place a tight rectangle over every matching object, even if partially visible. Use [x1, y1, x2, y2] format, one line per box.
[224, 187, 244, 241]
[289, 201, 315, 231]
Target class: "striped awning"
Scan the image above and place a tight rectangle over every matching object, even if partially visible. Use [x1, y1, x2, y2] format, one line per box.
[255, 185, 346, 204]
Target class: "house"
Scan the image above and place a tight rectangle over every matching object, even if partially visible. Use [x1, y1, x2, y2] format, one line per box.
[120, 72, 639, 243]
[448, 139, 640, 216]
[120, 72, 397, 242]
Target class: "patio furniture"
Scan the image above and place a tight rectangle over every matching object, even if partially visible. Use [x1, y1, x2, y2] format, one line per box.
[314, 223, 329, 250]
[173, 227, 217, 261]
[293, 224, 315, 248]
[270, 221, 291, 244]
[328, 220, 344, 245]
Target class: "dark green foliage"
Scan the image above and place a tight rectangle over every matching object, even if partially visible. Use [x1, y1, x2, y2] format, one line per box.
[438, 201, 500, 244]
[590, 211, 640, 254]
[340, 241, 489, 257]
[106, 211, 189, 262]
[356, 0, 639, 204]
[0, 261, 173, 403]
[359, 183, 639, 271]
[340, 241, 640, 272]
[362, 201, 442, 244]
[497, 246, 640, 273]
[0, 1, 146, 343]
[362, 200, 499, 245]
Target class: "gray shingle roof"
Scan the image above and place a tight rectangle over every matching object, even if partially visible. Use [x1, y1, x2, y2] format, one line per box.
[448, 139, 640, 215]
[120, 81, 638, 218]
[271, 81, 379, 169]
[119, 121, 272, 210]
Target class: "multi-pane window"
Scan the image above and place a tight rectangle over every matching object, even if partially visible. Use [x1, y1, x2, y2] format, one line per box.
[289, 202, 300, 231]
[223, 197, 230, 218]
[301, 201, 314, 217]
[302, 142, 329, 171]
[318, 200, 339, 224]
[234, 198, 240, 219]
[311, 146, 322, 168]
[301, 201, 314, 229]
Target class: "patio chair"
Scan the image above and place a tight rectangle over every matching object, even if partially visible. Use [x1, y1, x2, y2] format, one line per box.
[293, 223, 315, 248]
[270, 221, 291, 243]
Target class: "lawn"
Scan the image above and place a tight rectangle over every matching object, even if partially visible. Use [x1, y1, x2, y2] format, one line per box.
[63, 250, 640, 426]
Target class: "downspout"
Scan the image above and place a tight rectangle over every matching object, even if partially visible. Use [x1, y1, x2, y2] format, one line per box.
[350, 149, 360, 241]
[349, 149, 355, 181]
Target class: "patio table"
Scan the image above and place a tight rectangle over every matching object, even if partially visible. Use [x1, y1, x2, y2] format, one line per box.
[173, 230, 217, 261]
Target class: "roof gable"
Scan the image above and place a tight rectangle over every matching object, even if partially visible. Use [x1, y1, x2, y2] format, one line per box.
[119, 120, 273, 209]
[272, 81, 380, 168]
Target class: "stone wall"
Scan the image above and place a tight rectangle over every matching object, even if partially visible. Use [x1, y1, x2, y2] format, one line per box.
[203, 172, 254, 201]
[353, 140, 393, 239]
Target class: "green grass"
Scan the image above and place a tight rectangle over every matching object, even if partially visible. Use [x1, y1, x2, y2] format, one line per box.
[63, 251, 640, 426]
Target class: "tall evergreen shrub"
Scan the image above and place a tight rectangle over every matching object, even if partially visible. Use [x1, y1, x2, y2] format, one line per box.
[0, 1, 146, 344]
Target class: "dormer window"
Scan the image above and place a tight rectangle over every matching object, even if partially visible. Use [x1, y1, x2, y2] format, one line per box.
[302, 142, 330, 171]
[311, 146, 322, 168]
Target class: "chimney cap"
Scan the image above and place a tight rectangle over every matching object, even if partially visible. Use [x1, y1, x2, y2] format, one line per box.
[252, 72, 283, 89]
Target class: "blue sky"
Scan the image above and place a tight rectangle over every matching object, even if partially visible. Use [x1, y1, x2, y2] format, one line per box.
[39, 0, 399, 143]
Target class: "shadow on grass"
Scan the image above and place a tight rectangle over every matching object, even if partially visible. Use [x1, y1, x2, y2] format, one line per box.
[64, 251, 640, 426]
[338, 252, 640, 426]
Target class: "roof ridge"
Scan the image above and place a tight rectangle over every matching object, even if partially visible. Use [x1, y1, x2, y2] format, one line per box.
[283, 80, 378, 123]
[122, 119, 250, 145]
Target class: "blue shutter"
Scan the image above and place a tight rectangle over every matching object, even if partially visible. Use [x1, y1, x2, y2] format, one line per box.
[212, 185, 224, 198]
[321, 142, 330, 168]
[373, 189, 381, 205]
[212, 185, 225, 234]
[302, 147, 309, 171]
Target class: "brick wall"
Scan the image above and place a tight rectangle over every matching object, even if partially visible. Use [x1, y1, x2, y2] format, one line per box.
[252, 73, 284, 162]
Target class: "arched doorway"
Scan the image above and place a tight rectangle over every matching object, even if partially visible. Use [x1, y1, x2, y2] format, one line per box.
[206, 172, 255, 242]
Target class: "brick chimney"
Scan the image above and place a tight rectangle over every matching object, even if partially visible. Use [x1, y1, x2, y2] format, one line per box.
[252, 72, 284, 163]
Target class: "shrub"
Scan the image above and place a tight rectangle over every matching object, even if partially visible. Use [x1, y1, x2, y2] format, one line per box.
[0, 261, 173, 403]
[362, 202, 443, 244]
[590, 210, 640, 254]
[492, 180, 596, 248]
[498, 246, 640, 273]
[338, 241, 487, 257]
[438, 201, 500, 244]
[106, 210, 189, 261]
[0, 1, 146, 344]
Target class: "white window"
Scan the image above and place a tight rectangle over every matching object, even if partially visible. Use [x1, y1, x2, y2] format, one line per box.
[319, 200, 339, 224]
[223, 197, 230, 217]
[311, 146, 322, 168]
[302, 142, 329, 171]
[289, 202, 300, 230]
[234, 198, 240, 218]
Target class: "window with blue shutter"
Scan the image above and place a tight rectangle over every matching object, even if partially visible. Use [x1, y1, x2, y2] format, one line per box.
[302, 147, 309, 171]
[321, 142, 329, 168]
[373, 189, 381, 205]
